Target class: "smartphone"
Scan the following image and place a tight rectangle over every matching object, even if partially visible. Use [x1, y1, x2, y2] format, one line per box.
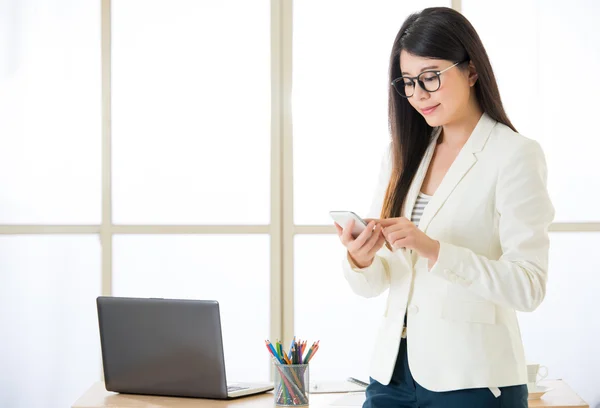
[329, 211, 369, 238]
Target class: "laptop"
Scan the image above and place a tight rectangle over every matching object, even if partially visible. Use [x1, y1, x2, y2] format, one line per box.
[96, 296, 274, 399]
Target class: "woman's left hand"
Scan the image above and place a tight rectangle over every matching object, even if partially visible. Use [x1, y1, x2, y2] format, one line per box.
[376, 217, 440, 262]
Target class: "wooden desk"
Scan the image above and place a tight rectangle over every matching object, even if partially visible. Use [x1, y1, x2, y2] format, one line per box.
[73, 380, 588, 408]
[528, 380, 589, 408]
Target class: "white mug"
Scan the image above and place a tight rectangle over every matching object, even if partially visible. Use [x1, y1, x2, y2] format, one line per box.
[527, 363, 548, 387]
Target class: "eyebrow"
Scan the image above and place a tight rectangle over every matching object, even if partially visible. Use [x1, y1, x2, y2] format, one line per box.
[401, 65, 439, 75]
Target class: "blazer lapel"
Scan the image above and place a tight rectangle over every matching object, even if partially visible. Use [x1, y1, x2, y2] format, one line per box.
[417, 113, 497, 234]
[403, 126, 442, 220]
[399, 127, 441, 264]
[416, 148, 477, 234]
[405, 113, 497, 265]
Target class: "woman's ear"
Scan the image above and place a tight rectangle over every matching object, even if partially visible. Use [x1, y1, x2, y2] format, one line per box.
[468, 61, 478, 87]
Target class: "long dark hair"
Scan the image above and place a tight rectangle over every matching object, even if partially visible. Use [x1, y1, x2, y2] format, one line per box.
[381, 7, 515, 219]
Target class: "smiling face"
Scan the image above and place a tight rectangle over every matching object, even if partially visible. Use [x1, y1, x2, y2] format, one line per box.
[399, 50, 477, 128]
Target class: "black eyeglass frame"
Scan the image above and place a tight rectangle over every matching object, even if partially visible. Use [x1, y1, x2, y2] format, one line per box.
[391, 60, 469, 98]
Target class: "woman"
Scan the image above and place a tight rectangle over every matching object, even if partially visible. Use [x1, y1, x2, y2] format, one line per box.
[334, 7, 554, 408]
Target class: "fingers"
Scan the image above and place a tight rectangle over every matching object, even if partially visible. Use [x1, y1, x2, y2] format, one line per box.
[364, 223, 381, 250]
[382, 224, 407, 243]
[378, 216, 410, 227]
[366, 231, 386, 258]
[348, 220, 376, 252]
[386, 228, 409, 245]
[389, 226, 419, 249]
[338, 219, 388, 260]
[340, 219, 356, 246]
[391, 236, 411, 250]
[334, 222, 343, 237]
[377, 217, 399, 227]
[381, 218, 415, 243]
[379, 218, 417, 250]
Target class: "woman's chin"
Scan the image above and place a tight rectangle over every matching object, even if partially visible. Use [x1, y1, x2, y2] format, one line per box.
[423, 116, 444, 127]
[419, 107, 445, 127]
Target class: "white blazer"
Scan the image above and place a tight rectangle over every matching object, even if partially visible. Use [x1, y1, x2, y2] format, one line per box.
[342, 112, 555, 391]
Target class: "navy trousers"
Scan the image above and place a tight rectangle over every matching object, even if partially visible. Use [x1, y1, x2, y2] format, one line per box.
[363, 338, 528, 408]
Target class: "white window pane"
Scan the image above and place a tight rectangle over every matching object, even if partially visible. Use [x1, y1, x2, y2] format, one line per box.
[294, 235, 386, 381]
[519, 233, 600, 407]
[293, 1, 451, 225]
[0, 235, 102, 408]
[112, 1, 271, 225]
[112, 234, 271, 382]
[463, 0, 600, 222]
[461, 0, 538, 139]
[0, 0, 101, 224]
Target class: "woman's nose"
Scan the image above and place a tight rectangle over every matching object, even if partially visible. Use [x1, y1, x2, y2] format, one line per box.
[413, 83, 430, 100]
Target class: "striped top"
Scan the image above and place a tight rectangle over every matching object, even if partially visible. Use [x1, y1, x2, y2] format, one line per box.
[410, 191, 432, 227]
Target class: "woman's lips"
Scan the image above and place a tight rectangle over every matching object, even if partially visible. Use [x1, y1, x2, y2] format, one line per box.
[421, 104, 440, 115]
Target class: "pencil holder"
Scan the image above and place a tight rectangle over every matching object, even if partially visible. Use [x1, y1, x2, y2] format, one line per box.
[273, 363, 309, 406]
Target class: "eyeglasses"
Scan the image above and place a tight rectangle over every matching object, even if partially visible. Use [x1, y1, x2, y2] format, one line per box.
[391, 60, 466, 98]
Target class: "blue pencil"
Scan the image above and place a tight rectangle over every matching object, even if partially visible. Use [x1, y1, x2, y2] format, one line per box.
[288, 336, 295, 360]
[266, 340, 284, 364]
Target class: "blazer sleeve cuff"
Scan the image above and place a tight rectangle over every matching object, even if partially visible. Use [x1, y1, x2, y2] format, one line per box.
[429, 241, 474, 287]
[346, 251, 374, 272]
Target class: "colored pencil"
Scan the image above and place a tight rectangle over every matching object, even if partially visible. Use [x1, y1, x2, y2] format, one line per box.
[287, 336, 296, 360]
[307, 344, 319, 363]
[265, 337, 319, 365]
[265, 340, 284, 364]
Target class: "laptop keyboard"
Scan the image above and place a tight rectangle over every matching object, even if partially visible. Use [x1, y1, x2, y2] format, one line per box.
[227, 385, 249, 392]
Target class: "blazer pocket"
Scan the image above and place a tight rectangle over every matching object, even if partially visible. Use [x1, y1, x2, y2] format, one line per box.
[441, 299, 496, 325]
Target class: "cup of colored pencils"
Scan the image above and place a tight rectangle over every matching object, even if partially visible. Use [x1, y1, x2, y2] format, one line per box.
[265, 338, 320, 406]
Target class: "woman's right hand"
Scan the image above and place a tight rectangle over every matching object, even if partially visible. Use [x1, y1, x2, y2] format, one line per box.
[334, 219, 386, 268]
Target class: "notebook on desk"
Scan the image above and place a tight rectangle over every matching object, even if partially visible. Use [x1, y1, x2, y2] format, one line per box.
[96, 296, 273, 399]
